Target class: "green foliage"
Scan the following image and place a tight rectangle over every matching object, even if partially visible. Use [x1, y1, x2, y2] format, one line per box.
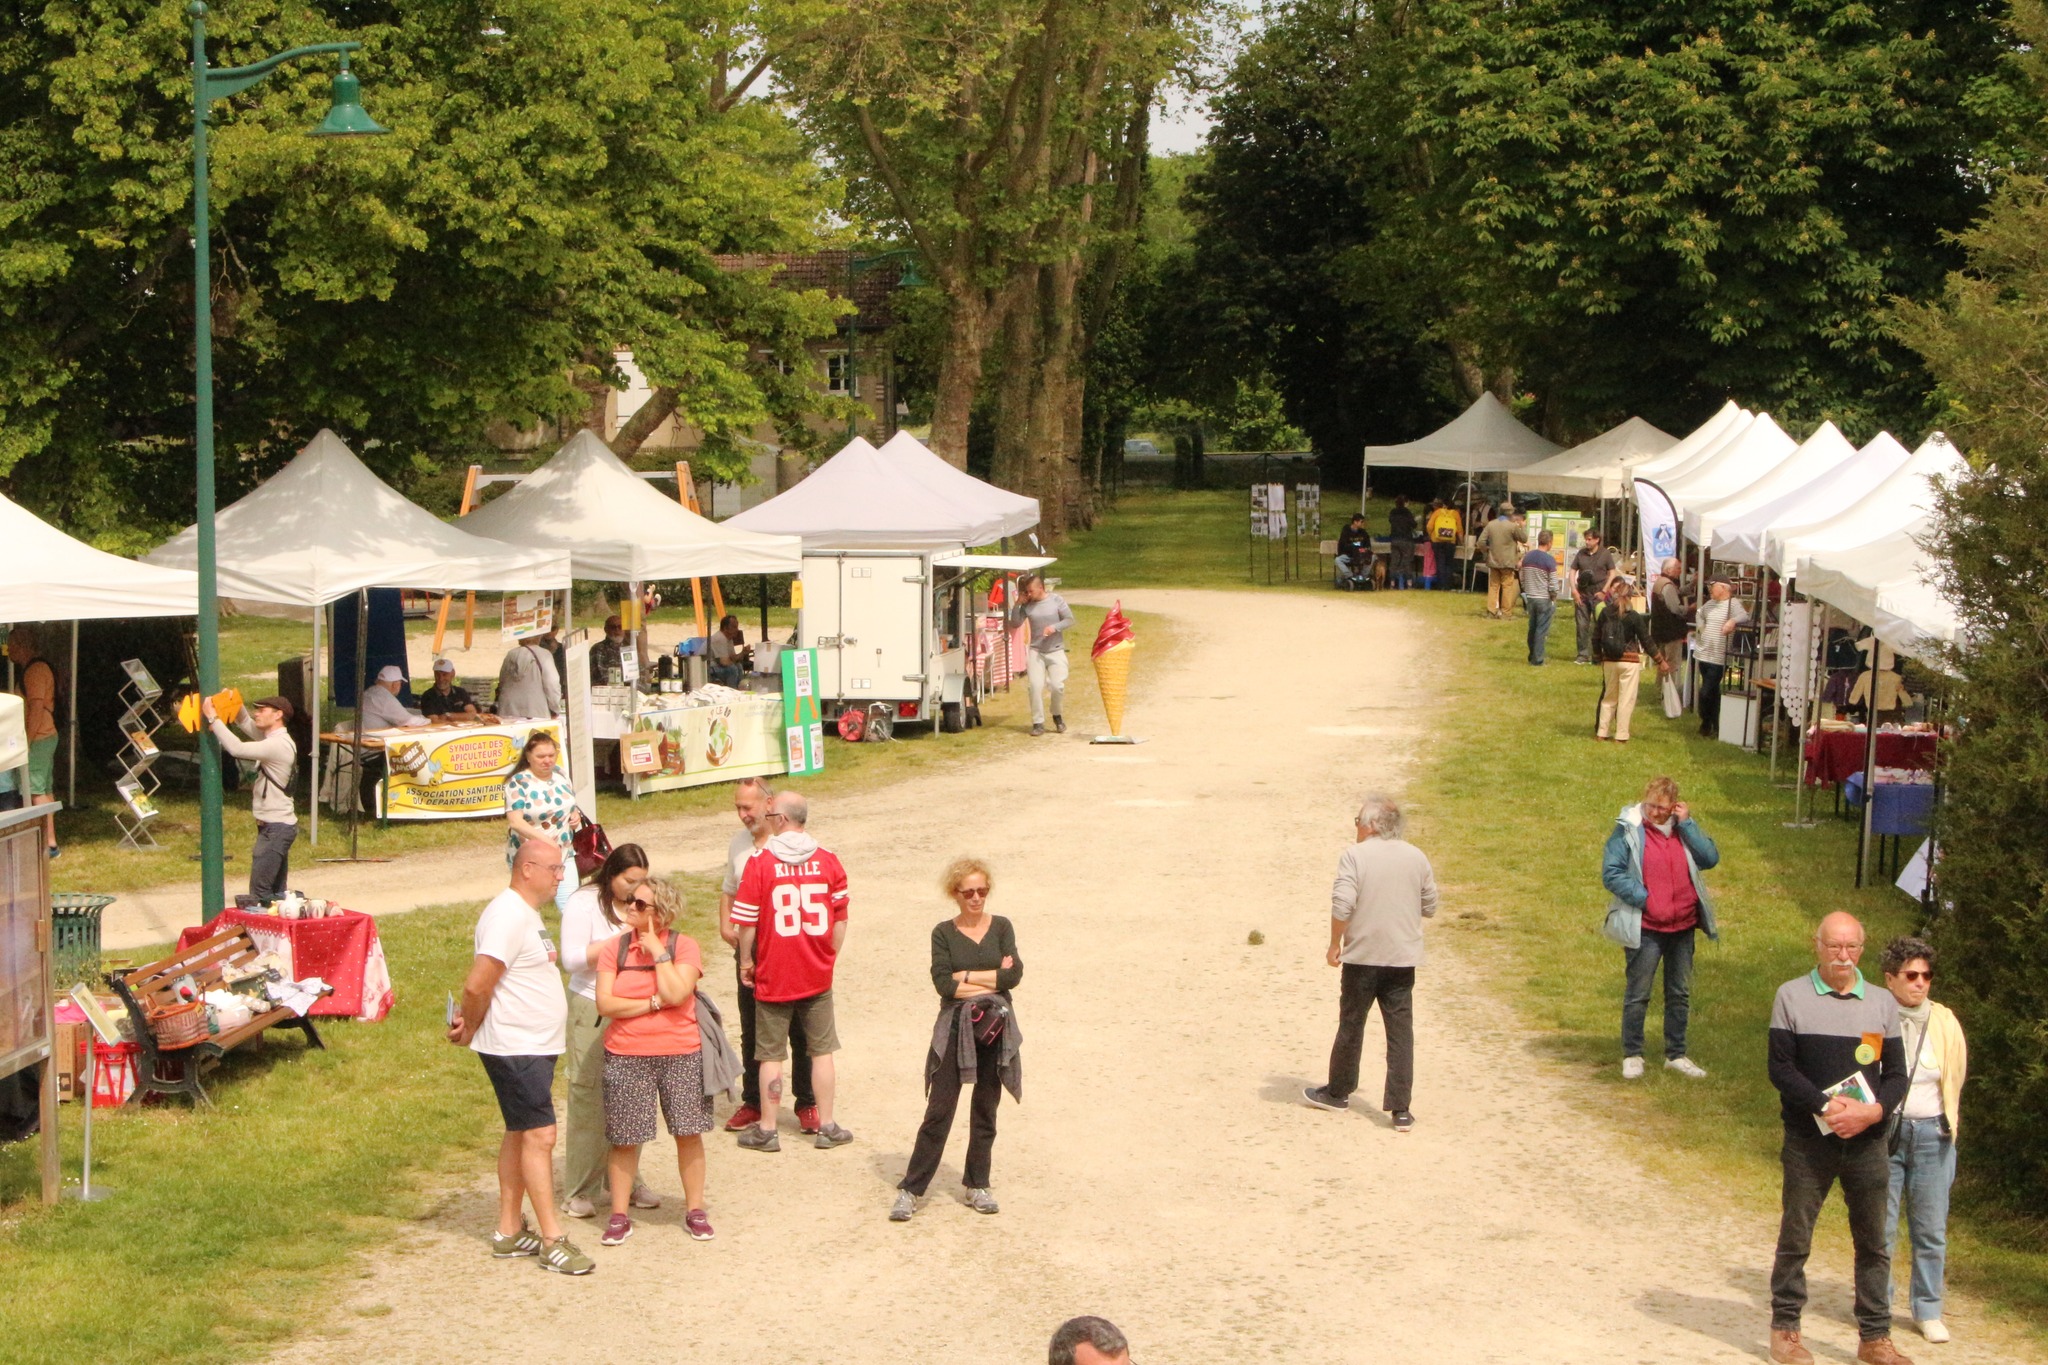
[1184, 0, 2027, 453]
[1891, 0, 2048, 1213]
[0, 0, 842, 541]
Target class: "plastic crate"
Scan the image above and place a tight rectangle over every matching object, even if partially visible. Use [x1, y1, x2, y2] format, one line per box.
[51, 892, 115, 983]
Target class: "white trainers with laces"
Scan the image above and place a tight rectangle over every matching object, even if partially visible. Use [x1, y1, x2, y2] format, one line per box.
[1664, 1057, 1708, 1079]
[1621, 1056, 1646, 1080]
[1918, 1320, 1950, 1344]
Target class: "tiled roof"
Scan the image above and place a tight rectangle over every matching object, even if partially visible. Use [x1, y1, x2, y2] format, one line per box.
[711, 250, 909, 330]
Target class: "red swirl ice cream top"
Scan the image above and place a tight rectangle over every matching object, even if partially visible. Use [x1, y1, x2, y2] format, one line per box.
[1092, 602, 1136, 658]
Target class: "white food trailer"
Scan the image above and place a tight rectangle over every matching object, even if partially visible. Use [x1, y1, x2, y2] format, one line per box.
[798, 550, 1053, 728]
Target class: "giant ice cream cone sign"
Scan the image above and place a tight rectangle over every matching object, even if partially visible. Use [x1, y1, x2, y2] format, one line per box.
[1091, 603, 1137, 741]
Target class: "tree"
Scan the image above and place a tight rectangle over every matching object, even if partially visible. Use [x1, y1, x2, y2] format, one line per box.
[0, 0, 842, 543]
[1890, 0, 2048, 1210]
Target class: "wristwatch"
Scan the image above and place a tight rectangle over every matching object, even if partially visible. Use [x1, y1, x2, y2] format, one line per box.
[654, 952, 674, 964]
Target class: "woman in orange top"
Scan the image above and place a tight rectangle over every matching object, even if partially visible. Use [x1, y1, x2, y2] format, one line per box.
[594, 878, 711, 1246]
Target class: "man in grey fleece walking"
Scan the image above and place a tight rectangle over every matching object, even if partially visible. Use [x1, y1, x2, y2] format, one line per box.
[202, 693, 298, 900]
[1008, 573, 1075, 736]
[1303, 793, 1439, 1132]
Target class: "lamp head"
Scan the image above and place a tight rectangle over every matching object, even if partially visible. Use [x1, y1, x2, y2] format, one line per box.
[311, 57, 388, 137]
[897, 256, 927, 289]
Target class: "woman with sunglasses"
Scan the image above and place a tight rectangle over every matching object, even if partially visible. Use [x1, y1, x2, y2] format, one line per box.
[1880, 936, 1968, 1345]
[890, 857, 1022, 1222]
[557, 843, 659, 1220]
[594, 878, 714, 1246]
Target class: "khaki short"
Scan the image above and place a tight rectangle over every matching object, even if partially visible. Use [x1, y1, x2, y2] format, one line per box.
[753, 990, 839, 1061]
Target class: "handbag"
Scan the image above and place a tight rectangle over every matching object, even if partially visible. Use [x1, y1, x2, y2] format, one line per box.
[969, 996, 1008, 1047]
[572, 815, 611, 878]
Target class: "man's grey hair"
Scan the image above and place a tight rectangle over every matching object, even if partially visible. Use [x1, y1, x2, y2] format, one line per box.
[774, 791, 809, 827]
[736, 776, 776, 799]
[1355, 793, 1404, 839]
[1661, 558, 1683, 578]
[1049, 1317, 1128, 1365]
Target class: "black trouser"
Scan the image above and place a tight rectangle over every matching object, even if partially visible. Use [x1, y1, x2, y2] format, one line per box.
[1772, 1126, 1893, 1341]
[1697, 661, 1726, 733]
[1574, 598, 1595, 660]
[1325, 963, 1415, 1111]
[899, 1029, 1003, 1195]
[249, 821, 297, 901]
[736, 962, 812, 1109]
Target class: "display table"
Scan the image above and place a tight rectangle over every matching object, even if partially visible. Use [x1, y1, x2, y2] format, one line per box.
[625, 694, 786, 796]
[1801, 729, 1939, 785]
[176, 909, 393, 1021]
[325, 717, 565, 820]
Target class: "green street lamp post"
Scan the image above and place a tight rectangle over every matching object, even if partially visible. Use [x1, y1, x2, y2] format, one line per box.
[842, 248, 923, 438]
[189, 2, 386, 921]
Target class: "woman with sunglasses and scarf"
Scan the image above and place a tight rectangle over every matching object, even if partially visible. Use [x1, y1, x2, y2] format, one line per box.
[1881, 936, 1968, 1345]
[889, 857, 1023, 1222]
[594, 878, 713, 1246]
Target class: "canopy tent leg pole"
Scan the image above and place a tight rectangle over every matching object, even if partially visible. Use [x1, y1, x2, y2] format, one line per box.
[1855, 637, 1882, 887]
[1461, 473, 1474, 592]
[1789, 601, 1824, 827]
[351, 588, 368, 862]
[310, 605, 322, 846]
[67, 620, 79, 808]
[1687, 539, 1708, 721]
[758, 575, 769, 643]
[1766, 568, 1783, 778]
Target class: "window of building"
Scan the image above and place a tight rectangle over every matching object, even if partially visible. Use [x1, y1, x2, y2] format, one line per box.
[827, 353, 861, 398]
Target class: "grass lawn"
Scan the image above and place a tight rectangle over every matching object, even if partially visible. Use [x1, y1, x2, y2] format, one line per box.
[1392, 587, 2048, 1341]
[1058, 488, 1392, 592]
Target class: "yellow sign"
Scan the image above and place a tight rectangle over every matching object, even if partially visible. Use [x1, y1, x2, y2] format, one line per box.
[382, 721, 562, 821]
[790, 579, 804, 610]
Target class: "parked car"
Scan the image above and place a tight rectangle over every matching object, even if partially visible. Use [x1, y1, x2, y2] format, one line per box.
[1122, 438, 1162, 459]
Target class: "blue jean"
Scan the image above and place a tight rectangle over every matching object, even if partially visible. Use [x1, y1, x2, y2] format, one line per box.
[1525, 597, 1556, 663]
[1621, 926, 1695, 1060]
[1886, 1115, 1955, 1322]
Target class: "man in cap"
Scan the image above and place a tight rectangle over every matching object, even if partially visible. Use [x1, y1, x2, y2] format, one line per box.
[419, 659, 480, 718]
[203, 693, 299, 901]
[359, 664, 430, 731]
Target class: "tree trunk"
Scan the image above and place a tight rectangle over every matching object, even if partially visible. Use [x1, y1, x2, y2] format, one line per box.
[928, 289, 993, 468]
[990, 268, 1042, 493]
[610, 385, 680, 456]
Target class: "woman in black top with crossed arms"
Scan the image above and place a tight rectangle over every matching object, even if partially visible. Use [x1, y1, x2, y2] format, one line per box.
[890, 857, 1023, 1222]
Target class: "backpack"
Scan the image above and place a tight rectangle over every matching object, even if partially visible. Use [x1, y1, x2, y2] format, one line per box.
[614, 929, 681, 974]
[1594, 604, 1633, 661]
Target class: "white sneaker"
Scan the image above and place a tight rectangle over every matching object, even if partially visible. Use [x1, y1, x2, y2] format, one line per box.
[1621, 1057, 1646, 1079]
[1918, 1320, 1950, 1344]
[1664, 1057, 1708, 1079]
[562, 1195, 596, 1219]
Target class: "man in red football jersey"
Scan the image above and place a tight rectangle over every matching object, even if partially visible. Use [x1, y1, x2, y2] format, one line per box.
[731, 791, 854, 1151]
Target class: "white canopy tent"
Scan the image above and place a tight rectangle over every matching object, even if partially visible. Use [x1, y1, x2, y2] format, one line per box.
[1361, 393, 1560, 488]
[148, 429, 574, 844]
[1630, 402, 1752, 482]
[1798, 522, 1960, 664]
[1655, 412, 1798, 511]
[1711, 431, 1913, 566]
[1762, 433, 1964, 578]
[457, 431, 803, 580]
[1682, 419, 1859, 546]
[1505, 416, 1677, 499]
[1, 491, 201, 806]
[727, 434, 1040, 550]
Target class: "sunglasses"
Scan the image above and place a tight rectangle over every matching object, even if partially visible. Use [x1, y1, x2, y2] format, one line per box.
[956, 887, 989, 900]
[1897, 969, 1932, 983]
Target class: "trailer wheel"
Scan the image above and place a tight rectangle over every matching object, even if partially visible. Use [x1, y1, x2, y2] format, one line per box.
[939, 702, 964, 734]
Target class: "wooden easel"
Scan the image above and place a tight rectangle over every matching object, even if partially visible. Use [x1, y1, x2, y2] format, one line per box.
[674, 461, 725, 639]
[432, 464, 484, 655]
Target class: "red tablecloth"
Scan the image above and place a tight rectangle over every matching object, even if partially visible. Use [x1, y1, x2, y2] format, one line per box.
[178, 909, 394, 1021]
[1802, 730, 1939, 785]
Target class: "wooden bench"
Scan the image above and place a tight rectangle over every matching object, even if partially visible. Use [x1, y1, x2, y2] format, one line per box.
[108, 925, 324, 1108]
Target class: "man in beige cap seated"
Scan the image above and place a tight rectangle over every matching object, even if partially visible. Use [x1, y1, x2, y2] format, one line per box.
[360, 665, 429, 731]
[419, 659, 480, 718]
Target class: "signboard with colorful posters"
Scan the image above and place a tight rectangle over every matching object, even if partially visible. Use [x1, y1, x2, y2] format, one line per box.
[781, 647, 825, 776]
[1529, 511, 1593, 556]
[627, 696, 785, 796]
[379, 720, 562, 820]
[501, 593, 554, 642]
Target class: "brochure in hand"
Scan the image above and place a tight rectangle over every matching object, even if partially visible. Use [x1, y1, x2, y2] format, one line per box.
[1815, 1069, 1879, 1135]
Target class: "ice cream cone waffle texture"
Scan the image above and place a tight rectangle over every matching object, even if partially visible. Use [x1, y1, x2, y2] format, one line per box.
[1094, 641, 1135, 736]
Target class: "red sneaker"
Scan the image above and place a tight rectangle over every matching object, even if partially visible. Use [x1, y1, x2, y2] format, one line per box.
[724, 1104, 761, 1133]
[796, 1104, 821, 1135]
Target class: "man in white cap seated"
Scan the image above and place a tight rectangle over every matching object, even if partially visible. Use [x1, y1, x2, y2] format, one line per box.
[419, 658, 480, 719]
[359, 665, 430, 731]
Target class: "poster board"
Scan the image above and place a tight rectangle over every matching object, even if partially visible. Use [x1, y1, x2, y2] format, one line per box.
[627, 696, 786, 796]
[564, 639, 597, 820]
[501, 593, 554, 642]
[781, 647, 825, 777]
[379, 720, 564, 820]
[619, 730, 664, 774]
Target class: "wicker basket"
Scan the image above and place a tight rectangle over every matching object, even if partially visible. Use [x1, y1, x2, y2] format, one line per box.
[148, 1000, 209, 1050]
